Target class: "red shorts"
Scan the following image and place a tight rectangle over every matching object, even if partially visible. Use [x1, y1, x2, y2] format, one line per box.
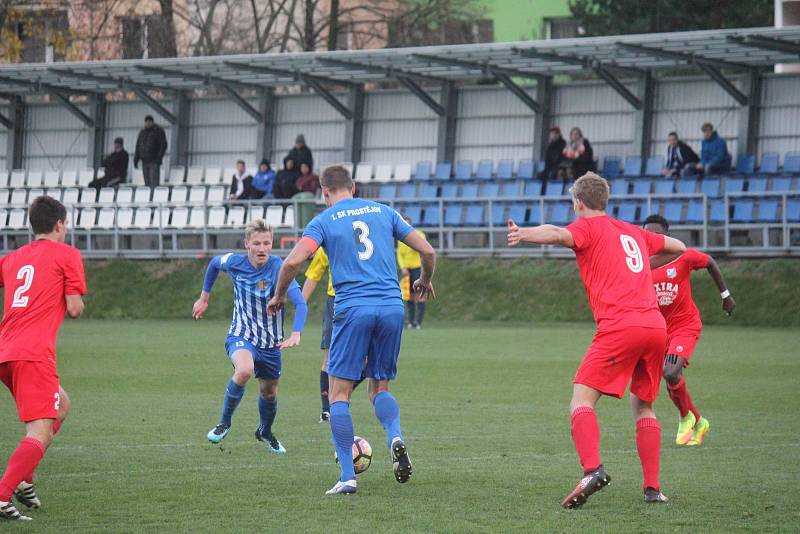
[574, 326, 668, 403]
[666, 329, 701, 364]
[0, 360, 60, 423]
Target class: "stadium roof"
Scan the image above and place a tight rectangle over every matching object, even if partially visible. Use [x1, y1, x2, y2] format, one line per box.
[0, 26, 798, 96]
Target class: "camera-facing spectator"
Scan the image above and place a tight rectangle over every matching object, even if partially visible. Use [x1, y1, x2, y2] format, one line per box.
[696, 123, 731, 175]
[663, 131, 700, 177]
[228, 160, 253, 200]
[251, 158, 275, 199]
[273, 157, 301, 199]
[286, 134, 313, 173]
[560, 127, 595, 179]
[133, 115, 168, 188]
[540, 127, 566, 182]
[89, 137, 129, 190]
[295, 162, 320, 195]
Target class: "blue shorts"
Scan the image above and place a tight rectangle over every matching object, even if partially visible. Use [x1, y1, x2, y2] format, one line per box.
[225, 336, 282, 380]
[321, 296, 334, 350]
[328, 305, 404, 381]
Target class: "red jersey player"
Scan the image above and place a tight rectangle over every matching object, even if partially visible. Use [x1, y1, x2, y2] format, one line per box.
[0, 196, 86, 521]
[508, 173, 686, 509]
[643, 214, 735, 447]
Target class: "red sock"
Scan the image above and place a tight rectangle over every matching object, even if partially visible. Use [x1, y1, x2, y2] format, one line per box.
[667, 377, 700, 421]
[571, 406, 601, 474]
[636, 418, 661, 491]
[0, 438, 45, 502]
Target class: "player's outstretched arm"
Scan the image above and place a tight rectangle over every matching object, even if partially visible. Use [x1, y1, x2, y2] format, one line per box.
[268, 239, 315, 315]
[192, 256, 221, 320]
[706, 257, 736, 316]
[401, 231, 437, 300]
[661, 235, 686, 254]
[301, 277, 319, 303]
[507, 219, 574, 248]
[65, 295, 84, 318]
[278, 286, 308, 349]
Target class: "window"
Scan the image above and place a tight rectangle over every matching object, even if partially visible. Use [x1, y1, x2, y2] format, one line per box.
[543, 17, 583, 40]
[121, 16, 171, 59]
[17, 10, 68, 63]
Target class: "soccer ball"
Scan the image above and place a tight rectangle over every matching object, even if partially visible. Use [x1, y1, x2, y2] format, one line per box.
[334, 436, 373, 474]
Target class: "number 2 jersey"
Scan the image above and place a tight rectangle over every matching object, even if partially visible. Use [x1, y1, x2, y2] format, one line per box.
[0, 240, 87, 364]
[650, 248, 710, 333]
[302, 198, 414, 312]
[565, 215, 666, 332]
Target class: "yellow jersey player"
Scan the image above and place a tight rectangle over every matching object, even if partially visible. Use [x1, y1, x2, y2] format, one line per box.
[396, 216, 428, 329]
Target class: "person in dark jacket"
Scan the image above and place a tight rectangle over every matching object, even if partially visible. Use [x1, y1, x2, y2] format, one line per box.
[695, 122, 731, 175]
[228, 160, 253, 200]
[295, 162, 320, 195]
[250, 159, 275, 200]
[134, 115, 168, 188]
[663, 131, 700, 177]
[89, 137, 129, 190]
[539, 126, 566, 182]
[286, 134, 313, 172]
[273, 157, 301, 199]
[560, 127, 595, 179]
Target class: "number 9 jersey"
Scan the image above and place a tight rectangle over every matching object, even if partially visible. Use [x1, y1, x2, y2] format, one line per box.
[301, 198, 414, 313]
[565, 215, 666, 332]
[0, 240, 87, 364]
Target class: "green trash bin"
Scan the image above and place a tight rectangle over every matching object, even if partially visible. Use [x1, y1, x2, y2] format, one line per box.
[292, 192, 316, 228]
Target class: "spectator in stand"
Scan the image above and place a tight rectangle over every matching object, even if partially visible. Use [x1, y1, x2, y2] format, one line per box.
[228, 160, 253, 200]
[560, 127, 595, 180]
[273, 157, 300, 199]
[133, 115, 168, 188]
[251, 159, 275, 199]
[663, 131, 700, 177]
[539, 127, 566, 182]
[695, 123, 731, 176]
[286, 134, 313, 172]
[295, 162, 320, 195]
[89, 137, 129, 190]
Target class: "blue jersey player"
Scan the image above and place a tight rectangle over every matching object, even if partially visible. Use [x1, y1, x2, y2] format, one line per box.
[192, 219, 307, 453]
[267, 166, 436, 495]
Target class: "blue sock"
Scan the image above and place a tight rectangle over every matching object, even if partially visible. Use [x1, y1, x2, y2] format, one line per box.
[329, 401, 356, 481]
[373, 391, 403, 449]
[258, 396, 278, 436]
[220, 379, 245, 427]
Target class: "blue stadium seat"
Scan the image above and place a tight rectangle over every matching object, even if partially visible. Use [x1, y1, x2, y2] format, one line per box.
[422, 204, 440, 225]
[664, 200, 683, 223]
[617, 201, 638, 223]
[607, 200, 620, 219]
[759, 152, 779, 173]
[400, 204, 421, 223]
[444, 203, 463, 226]
[464, 203, 485, 225]
[654, 179, 675, 195]
[784, 152, 800, 173]
[440, 183, 458, 198]
[475, 160, 493, 180]
[677, 178, 698, 194]
[732, 200, 755, 223]
[526, 203, 542, 224]
[378, 183, 396, 199]
[454, 160, 473, 180]
[518, 159, 535, 179]
[610, 178, 629, 196]
[492, 203, 506, 225]
[724, 177, 744, 194]
[544, 181, 563, 197]
[507, 203, 526, 224]
[524, 180, 542, 197]
[496, 159, 514, 179]
[757, 200, 779, 222]
[686, 200, 704, 224]
[623, 156, 642, 177]
[645, 155, 665, 176]
[550, 202, 571, 225]
[420, 184, 438, 198]
[701, 177, 721, 197]
[709, 199, 727, 224]
[646, 201, 661, 218]
[736, 154, 756, 174]
[434, 162, 452, 181]
[415, 161, 432, 181]
[748, 176, 768, 192]
[480, 183, 499, 197]
[603, 157, 621, 177]
[461, 183, 479, 198]
[632, 178, 651, 195]
[787, 198, 800, 222]
[770, 176, 792, 191]
[501, 180, 522, 197]
[398, 183, 416, 199]
[537, 160, 546, 173]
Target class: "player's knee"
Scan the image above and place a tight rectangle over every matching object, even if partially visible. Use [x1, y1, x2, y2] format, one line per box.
[58, 393, 71, 422]
[233, 367, 252, 384]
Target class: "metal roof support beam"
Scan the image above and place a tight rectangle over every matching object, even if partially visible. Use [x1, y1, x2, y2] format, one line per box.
[696, 62, 748, 106]
[495, 73, 541, 112]
[5, 96, 24, 169]
[737, 70, 762, 157]
[316, 57, 446, 83]
[514, 48, 591, 67]
[0, 111, 12, 129]
[218, 85, 263, 123]
[593, 65, 642, 110]
[615, 42, 750, 71]
[633, 71, 656, 170]
[436, 81, 458, 164]
[49, 91, 94, 127]
[169, 91, 190, 168]
[87, 93, 107, 170]
[304, 78, 352, 119]
[255, 88, 276, 162]
[132, 88, 177, 124]
[397, 77, 445, 116]
[532, 76, 553, 163]
[47, 67, 173, 92]
[344, 84, 365, 164]
[136, 65, 263, 92]
[224, 61, 353, 88]
[728, 35, 800, 56]
[412, 53, 543, 81]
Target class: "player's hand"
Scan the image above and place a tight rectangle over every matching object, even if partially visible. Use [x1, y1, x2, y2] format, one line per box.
[507, 219, 521, 247]
[266, 296, 284, 315]
[279, 332, 301, 349]
[192, 298, 208, 320]
[722, 295, 736, 316]
[413, 279, 436, 300]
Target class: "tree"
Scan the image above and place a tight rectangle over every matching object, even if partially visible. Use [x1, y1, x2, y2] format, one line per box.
[569, 0, 773, 37]
[156, 0, 178, 57]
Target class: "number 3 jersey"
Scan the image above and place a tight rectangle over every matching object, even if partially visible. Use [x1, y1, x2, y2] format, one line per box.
[302, 198, 414, 312]
[650, 248, 710, 332]
[565, 216, 666, 332]
[0, 240, 87, 363]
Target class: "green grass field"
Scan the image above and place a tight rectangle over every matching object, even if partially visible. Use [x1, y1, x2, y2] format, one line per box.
[1, 319, 798, 533]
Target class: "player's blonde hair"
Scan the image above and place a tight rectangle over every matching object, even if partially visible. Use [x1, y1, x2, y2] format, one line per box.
[570, 172, 610, 210]
[244, 218, 274, 240]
